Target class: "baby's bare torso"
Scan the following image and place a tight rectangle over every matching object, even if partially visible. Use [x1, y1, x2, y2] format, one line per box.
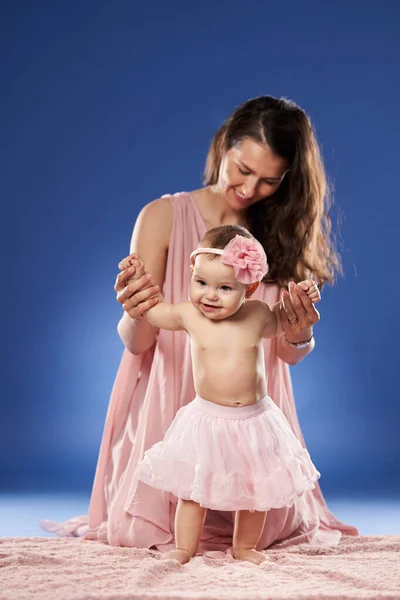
[182, 301, 268, 407]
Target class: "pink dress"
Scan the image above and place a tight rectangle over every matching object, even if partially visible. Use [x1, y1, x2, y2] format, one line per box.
[41, 192, 359, 552]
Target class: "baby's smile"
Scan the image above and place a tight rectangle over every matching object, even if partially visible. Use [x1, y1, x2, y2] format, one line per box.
[201, 302, 221, 312]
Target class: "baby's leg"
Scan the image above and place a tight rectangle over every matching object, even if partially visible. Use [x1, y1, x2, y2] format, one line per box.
[232, 510, 268, 565]
[164, 499, 207, 564]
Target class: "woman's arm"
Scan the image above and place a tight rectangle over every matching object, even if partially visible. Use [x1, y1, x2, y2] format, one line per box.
[116, 197, 173, 354]
[276, 330, 315, 366]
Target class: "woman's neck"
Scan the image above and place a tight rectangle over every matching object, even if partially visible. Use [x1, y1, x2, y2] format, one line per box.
[195, 185, 248, 229]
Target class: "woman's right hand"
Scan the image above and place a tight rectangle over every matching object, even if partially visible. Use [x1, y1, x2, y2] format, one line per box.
[114, 253, 160, 320]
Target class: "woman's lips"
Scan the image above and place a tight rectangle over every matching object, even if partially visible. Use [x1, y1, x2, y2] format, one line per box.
[233, 189, 251, 204]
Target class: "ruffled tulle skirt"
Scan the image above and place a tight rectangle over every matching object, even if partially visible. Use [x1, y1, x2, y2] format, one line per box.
[135, 394, 320, 512]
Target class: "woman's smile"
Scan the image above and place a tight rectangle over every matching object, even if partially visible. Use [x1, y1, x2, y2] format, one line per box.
[232, 188, 252, 204]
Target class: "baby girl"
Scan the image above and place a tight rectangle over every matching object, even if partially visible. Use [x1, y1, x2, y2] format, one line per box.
[121, 224, 321, 565]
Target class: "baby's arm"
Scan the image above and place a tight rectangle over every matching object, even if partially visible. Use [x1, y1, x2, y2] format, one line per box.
[146, 300, 186, 331]
[124, 255, 185, 331]
[261, 302, 283, 339]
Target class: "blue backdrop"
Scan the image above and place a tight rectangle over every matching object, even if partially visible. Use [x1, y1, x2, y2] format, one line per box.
[1, 0, 398, 497]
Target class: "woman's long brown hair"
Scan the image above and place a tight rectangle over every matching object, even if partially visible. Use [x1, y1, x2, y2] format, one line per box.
[204, 96, 342, 290]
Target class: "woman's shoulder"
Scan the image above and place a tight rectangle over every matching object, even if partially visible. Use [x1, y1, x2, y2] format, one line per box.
[143, 191, 191, 216]
[134, 192, 195, 247]
[146, 190, 204, 225]
[139, 190, 192, 224]
[140, 193, 173, 221]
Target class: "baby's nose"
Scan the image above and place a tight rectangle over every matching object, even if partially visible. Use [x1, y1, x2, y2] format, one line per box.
[206, 289, 218, 300]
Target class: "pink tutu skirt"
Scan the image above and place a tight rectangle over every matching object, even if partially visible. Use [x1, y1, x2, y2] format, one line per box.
[135, 394, 320, 512]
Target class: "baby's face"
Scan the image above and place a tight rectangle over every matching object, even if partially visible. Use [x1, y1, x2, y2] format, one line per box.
[189, 255, 247, 321]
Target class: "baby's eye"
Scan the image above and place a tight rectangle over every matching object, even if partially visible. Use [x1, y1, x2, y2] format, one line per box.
[220, 285, 232, 292]
[197, 280, 206, 286]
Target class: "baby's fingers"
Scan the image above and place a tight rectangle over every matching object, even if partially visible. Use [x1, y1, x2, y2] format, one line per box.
[126, 260, 146, 282]
[118, 253, 139, 271]
[309, 291, 321, 304]
[297, 280, 321, 303]
[296, 280, 309, 292]
[308, 285, 321, 304]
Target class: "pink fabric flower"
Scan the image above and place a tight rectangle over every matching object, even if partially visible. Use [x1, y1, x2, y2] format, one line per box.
[221, 235, 269, 284]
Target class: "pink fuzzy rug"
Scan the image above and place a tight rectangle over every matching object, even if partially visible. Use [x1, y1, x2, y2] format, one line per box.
[0, 535, 399, 600]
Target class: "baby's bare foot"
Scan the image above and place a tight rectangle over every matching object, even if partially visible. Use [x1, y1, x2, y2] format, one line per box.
[163, 549, 191, 564]
[232, 548, 268, 565]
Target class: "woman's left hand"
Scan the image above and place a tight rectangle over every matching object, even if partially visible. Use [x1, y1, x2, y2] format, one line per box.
[279, 280, 321, 343]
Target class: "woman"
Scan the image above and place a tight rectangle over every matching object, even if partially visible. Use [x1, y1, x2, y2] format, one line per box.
[44, 96, 358, 551]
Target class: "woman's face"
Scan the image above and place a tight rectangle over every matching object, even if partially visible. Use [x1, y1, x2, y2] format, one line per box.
[217, 138, 289, 210]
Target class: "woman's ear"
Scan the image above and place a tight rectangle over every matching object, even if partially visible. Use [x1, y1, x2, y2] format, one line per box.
[245, 281, 259, 298]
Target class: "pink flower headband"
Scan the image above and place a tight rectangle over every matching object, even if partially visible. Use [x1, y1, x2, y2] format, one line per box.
[190, 235, 269, 285]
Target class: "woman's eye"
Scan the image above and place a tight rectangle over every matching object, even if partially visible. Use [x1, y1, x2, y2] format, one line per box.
[239, 166, 275, 186]
[221, 286, 232, 292]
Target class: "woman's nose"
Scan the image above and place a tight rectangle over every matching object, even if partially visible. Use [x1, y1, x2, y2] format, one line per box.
[245, 177, 258, 197]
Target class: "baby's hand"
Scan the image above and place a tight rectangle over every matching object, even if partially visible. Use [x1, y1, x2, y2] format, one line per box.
[118, 254, 137, 271]
[118, 254, 146, 282]
[297, 279, 321, 304]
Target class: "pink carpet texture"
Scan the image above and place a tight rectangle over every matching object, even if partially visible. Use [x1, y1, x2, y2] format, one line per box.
[1, 535, 399, 600]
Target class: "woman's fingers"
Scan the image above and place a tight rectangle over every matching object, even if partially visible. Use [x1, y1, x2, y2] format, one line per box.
[116, 274, 155, 304]
[114, 266, 137, 293]
[281, 292, 304, 329]
[125, 295, 160, 319]
[287, 283, 309, 325]
[121, 284, 160, 319]
[126, 283, 160, 307]
[279, 297, 294, 327]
